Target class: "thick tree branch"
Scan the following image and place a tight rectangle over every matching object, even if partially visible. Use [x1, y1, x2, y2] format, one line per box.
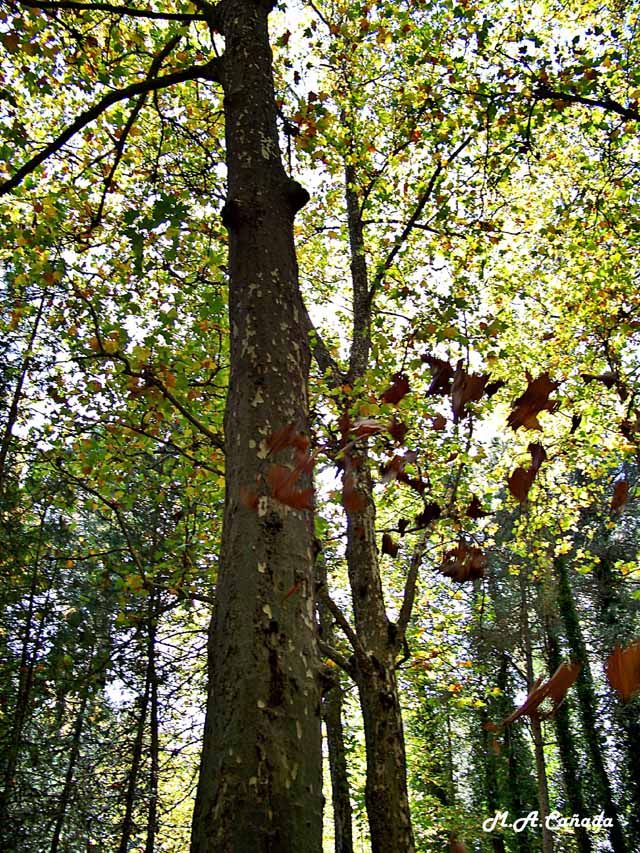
[16, 0, 208, 22]
[0, 58, 222, 197]
[320, 591, 367, 661]
[301, 300, 345, 388]
[395, 533, 428, 642]
[318, 640, 356, 678]
[534, 83, 640, 122]
[345, 161, 371, 382]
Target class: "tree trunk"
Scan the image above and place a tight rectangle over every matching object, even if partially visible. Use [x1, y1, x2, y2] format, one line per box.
[0, 511, 47, 826]
[118, 650, 151, 853]
[520, 569, 553, 853]
[545, 619, 592, 853]
[323, 683, 354, 853]
[480, 709, 506, 853]
[554, 557, 627, 852]
[345, 462, 415, 853]
[0, 293, 46, 484]
[318, 560, 354, 853]
[50, 652, 93, 853]
[338, 160, 415, 853]
[191, 2, 322, 850]
[145, 602, 160, 853]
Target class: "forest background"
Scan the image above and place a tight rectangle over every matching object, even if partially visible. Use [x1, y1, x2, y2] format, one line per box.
[0, 0, 639, 851]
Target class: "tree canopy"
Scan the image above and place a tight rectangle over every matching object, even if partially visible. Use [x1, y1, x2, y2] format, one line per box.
[1, 0, 639, 851]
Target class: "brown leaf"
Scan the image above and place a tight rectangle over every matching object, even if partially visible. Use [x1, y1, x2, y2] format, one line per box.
[381, 533, 399, 557]
[620, 410, 640, 440]
[611, 479, 629, 512]
[240, 486, 259, 511]
[295, 450, 315, 476]
[507, 372, 559, 431]
[396, 472, 427, 493]
[485, 379, 505, 397]
[528, 442, 547, 474]
[451, 362, 488, 422]
[466, 495, 488, 519]
[440, 541, 487, 582]
[380, 372, 410, 405]
[398, 517, 410, 535]
[544, 661, 582, 707]
[266, 464, 314, 511]
[508, 467, 535, 503]
[570, 413, 582, 434]
[388, 417, 408, 444]
[266, 423, 310, 455]
[431, 413, 447, 430]
[508, 443, 547, 502]
[415, 502, 442, 528]
[351, 417, 385, 438]
[606, 640, 640, 701]
[423, 355, 454, 396]
[337, 410, 352, 439]
[501, 661, 581, 726]
[380, 450, 418, 483]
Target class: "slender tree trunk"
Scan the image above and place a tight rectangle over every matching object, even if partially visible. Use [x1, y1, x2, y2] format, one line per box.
[486, 556, 536, 853]
[545, 619, 592, 853]
[0, 293, 46, 483]
[344, 460, 415, 853]
[480, 710, 506, 853]
[318, 561, 354, 853]
[493, 654, 537, 853]
[118, 652, 151, 853]
[0, 511, 47, 825]
[145, 602, 160, 853]
[520, 570, 553, 853]
[554, 557, 627, 852]
[323, 684, 354, 853]
[50, 653, 93, 853]
[337, 161, 415, 853]
[191, 2, 322, 849]
[529, 715, 553, 853]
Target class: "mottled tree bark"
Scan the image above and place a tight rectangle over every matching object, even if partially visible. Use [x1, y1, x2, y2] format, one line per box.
[190, 2, 322, 850]
[343, 461, 415, 853]
[336, 162, 415, 853]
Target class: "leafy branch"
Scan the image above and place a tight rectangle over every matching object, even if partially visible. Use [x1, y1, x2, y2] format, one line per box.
[534, 83, 640, 122]
[16, 0, 208, 22]
[0, 57, 222, 197]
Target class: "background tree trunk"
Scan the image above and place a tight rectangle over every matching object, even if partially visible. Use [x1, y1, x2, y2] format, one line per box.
[554, 557, 627, 853]
[545, 618, 592, 853]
